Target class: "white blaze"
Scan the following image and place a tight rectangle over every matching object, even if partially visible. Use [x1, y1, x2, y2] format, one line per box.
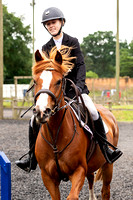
[89, 188, 97, 200]
[36, 71, 52, 112]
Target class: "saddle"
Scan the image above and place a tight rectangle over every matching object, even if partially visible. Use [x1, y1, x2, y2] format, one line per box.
[65, 96, 96, 163]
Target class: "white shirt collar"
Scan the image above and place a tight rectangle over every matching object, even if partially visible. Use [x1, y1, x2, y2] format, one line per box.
[53, 33, 63, 50]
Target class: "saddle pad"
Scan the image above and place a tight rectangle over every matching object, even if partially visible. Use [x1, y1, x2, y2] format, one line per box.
[65, 97, 108, 135]
[68, 102, 97, 163]
[65, 97, 94, 136]
[69, 104, 93, 136]
[70, 103, 109, 134]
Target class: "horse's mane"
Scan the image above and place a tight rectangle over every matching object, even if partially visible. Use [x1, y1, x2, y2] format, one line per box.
[32, 45, 76, 76]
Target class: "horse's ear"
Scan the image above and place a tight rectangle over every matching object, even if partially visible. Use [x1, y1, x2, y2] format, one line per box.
[35, 50, 44, 62]
[55, 51, 62, 65]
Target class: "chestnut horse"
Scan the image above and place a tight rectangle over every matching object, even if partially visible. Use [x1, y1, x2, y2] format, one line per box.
[32, 46, 119, 200]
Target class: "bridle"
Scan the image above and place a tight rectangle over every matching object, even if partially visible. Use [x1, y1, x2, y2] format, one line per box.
[20, 75, 66, 118]
[21, 74, 88, 125]
[33, 76, 67, 117]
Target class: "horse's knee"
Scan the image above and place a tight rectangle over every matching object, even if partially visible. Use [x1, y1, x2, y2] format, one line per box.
[67, 196, 78, 200]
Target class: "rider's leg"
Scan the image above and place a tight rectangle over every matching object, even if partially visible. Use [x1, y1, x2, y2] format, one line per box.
[81, 93, 122, 163]
[15, 115, 39, 172]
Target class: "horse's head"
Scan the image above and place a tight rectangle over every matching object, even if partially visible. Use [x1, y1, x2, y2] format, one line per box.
[32, 46, 75, 123]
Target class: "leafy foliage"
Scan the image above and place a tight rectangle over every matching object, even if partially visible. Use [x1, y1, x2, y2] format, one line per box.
[3, 5, 133, 82]
[120, 41, 133, 77]
[81, 31, 128, 78]
[3, 5, 32, 83]
[86, 71, 98, 78]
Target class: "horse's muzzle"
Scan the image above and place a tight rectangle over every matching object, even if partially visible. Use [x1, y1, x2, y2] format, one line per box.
[33, 106, 52, 123]
[33, 89, 57, 123]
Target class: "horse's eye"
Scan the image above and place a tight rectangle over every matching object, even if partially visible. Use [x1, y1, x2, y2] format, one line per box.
[34, 80, 37, 85]
[56, 79, 62, 86]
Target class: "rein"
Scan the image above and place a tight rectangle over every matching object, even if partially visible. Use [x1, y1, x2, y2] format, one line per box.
[40, 107, 77, 155]
[40, 106, 77, 181]
[33, 77, 80, 181]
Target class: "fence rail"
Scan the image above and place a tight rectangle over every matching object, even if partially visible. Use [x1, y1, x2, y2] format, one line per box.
[0, 151, 11, 200]
[3, 95, 133, 119]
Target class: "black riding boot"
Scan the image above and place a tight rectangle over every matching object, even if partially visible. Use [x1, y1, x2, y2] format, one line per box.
[15, 119, 40, 172]
[94, 114, 123, 164]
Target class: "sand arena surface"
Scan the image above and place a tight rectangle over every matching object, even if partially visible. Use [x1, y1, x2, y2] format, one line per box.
[0, 119, 133, 200]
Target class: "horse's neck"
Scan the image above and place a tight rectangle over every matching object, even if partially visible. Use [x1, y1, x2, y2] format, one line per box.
[50, 108, 68, 129]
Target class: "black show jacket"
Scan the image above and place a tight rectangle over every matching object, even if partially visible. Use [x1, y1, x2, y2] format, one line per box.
[42, 33, 89, 98]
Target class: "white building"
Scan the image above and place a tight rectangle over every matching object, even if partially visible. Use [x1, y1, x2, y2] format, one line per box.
[3, 84, 32, 99]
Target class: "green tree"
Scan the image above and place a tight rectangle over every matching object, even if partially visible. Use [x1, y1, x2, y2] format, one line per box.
[120, 41, 133, 77]
[86, 71, 98, 78]
[3, 5, 32, 83]
[81, 31, 128, 78]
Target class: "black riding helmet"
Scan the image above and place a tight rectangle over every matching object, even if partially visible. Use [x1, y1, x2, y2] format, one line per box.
[41, 7, 66, 37]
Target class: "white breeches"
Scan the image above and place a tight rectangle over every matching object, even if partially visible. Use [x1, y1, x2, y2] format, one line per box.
[81, 93, 99, 121]
[81, 94, 108, 133]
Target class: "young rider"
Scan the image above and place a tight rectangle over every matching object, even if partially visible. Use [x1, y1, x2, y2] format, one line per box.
[15, 7, 122, 172]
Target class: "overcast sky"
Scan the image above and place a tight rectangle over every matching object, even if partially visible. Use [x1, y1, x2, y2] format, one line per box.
[3, 0, 133, 51]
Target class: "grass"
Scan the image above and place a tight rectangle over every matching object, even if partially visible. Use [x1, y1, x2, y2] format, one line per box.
[104, 104, 133, 121]
[3, 99, 33, 108]
[112, 110, 133, 121]
[3, 100, 11, 108]
[110, 105, 133, 122]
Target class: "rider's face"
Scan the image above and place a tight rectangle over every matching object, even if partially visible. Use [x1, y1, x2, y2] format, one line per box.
[45, 19, 62, 36]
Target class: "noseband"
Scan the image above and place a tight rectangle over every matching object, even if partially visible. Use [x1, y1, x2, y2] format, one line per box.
[34, 89, 57, 105]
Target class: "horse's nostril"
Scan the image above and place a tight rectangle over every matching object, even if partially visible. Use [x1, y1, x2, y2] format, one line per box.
[43, 108, 51, 116]
[33, 107, 37, 114]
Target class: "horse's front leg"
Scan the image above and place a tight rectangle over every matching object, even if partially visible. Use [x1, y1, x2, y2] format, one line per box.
[87, 173, 97, 200]
[101, 163, 113, 200]
[41, 169, 60, 200]
[67, 166, 86, 200]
